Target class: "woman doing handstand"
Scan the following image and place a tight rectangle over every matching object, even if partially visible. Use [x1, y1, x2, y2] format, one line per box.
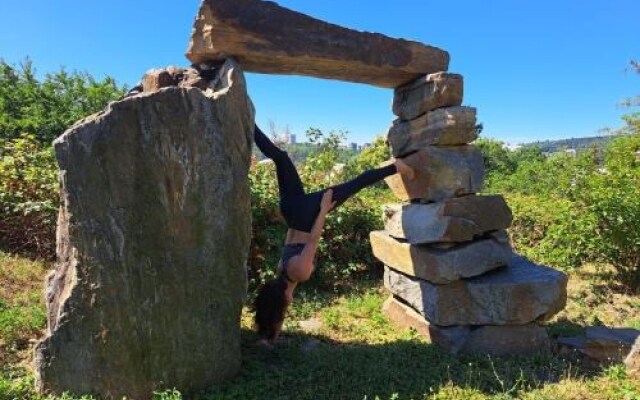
[252, 125, 414, 344]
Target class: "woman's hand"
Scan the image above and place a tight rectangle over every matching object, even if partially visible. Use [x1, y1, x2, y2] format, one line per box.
[320, 189, 337, 215]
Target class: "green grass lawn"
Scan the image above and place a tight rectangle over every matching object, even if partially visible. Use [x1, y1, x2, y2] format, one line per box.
[1, 252, 639, 400]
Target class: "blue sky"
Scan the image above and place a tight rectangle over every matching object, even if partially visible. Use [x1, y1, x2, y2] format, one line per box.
[1, 0, 638, 144]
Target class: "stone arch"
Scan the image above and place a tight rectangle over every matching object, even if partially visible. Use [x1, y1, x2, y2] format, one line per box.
[35, 1, 568, 399]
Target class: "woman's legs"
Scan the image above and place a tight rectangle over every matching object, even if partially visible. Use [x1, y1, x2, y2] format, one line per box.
[254, 125, 304, 199]
[328, 164, 398, 208]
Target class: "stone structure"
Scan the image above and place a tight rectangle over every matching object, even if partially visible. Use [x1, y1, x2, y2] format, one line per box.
[367, 52, 569, 354]
[35, 60, 254, 399]
[37, 2, 576, 398]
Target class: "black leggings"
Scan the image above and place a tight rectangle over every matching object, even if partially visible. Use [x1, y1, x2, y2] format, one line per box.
[254, 126, 397, 232]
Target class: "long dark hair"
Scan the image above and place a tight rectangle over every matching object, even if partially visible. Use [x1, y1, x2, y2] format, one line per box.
[254, 275, 289, 340]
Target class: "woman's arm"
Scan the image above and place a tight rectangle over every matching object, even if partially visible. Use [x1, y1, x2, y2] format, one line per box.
[288, 190, 336, 282]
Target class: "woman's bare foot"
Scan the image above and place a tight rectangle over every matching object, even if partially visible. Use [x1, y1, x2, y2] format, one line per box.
[394, 159, 415, 180]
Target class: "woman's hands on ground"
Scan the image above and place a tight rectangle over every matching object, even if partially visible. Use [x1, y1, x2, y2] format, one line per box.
[321, 189, 337, 214]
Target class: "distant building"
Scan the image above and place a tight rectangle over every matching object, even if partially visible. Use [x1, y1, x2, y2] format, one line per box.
[350, 142, 358, 152]
[362, 143, 372, 149]
[505, 143, 522, 151]
[289, 134, 296, 144]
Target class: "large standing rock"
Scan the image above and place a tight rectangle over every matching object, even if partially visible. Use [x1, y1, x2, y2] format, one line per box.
[35, 60, 254, 400]
[186, 0, 449, 88]
[382, 195, 512, 244]
[392, 72, 464, 120]
[387, 107, 477, 158]
[383, 146, 485, 202]
[370, 230, 511, 284]
[383, 255, 568, 326]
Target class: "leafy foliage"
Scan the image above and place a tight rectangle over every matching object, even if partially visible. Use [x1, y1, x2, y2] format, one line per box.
[0, 59, 127, 144]
[0, 60, 125, 259]
[481, 132, 640, 289]
[0, 134, 58, 258]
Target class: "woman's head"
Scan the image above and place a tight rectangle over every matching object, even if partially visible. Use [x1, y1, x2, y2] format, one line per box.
[254, 275, 289, 341]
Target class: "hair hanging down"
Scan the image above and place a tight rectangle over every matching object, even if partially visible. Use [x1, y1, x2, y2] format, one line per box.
[254, 276, 289, 340]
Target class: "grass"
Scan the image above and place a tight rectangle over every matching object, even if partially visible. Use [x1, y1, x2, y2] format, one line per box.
[0, 251, 638, 400]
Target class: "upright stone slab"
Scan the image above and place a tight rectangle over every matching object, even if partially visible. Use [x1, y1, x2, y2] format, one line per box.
[35, 60, 254, 400]
[383, 146, 484, 202]
[387, 106, 478, 158]
[392, 72, 464, 120]
[186, 0, 449, 88]
[370, 230, 511, 284]
[383, 195, 512, 244]
[383, 255, 568, 326]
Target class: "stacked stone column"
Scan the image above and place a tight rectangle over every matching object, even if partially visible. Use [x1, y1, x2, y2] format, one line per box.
[370, 73, 568, 356]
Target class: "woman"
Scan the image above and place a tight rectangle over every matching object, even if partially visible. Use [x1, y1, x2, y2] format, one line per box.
[252, 125, 414, 344]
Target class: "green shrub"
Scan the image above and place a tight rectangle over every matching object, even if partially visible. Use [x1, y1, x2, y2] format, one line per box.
[506, 194, 597, 269]
[580, 134, 640, 287]
[0, 59, 127, 145]
[0, 134, 58, 259]
[484, 132, 640, 289]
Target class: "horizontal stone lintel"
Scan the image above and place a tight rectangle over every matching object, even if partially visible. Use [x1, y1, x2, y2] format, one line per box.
[187, 0, 450, 88]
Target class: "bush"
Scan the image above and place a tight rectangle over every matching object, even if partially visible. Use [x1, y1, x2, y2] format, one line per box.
[0, 134, 58, 259]
[580, 134, 640, 287]
[484, 132, 640, 290]
[0, 59, 127, 145]
[506, 193, 597, 269]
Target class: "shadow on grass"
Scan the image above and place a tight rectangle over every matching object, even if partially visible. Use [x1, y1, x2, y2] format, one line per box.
[193, 328, 607, 400]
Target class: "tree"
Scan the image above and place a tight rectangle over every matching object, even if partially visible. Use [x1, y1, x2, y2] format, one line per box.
[0, 58, 127, 144]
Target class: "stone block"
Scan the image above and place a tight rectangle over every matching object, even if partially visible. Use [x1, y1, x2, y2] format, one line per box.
[370, 231, 511, 284]
[387, 106, 477, 158]
[384, 146, 484, 202]
[392, 72, 464, 120]
[383, 195, 512, 244]
[186, 0, 449, 88]
[383, 296, 551, 356]
[382, 296, 432, 339]
[383, 254, 568, 326]
[558, 327, 640, 363]
[626, 336, 640, 376]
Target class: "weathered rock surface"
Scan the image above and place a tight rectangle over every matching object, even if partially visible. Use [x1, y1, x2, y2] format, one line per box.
[186, 0, 449, 88]
[140, 66, 216, 92]
[370, 231, 511, 284]
[626, 336, 640, 376]
[431, 323, 551, 356]
[383, 255, 568, 326]
[557, 327, 640, 362]
[383, 195, 512, 244]
[383, 297, 551, 355]
[384, 146, 484, 202]
[35, 60, 254, 400]
[392, 72, 464, 120]
[382, 296, 432, 339]
[387, 107, 477, 157]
